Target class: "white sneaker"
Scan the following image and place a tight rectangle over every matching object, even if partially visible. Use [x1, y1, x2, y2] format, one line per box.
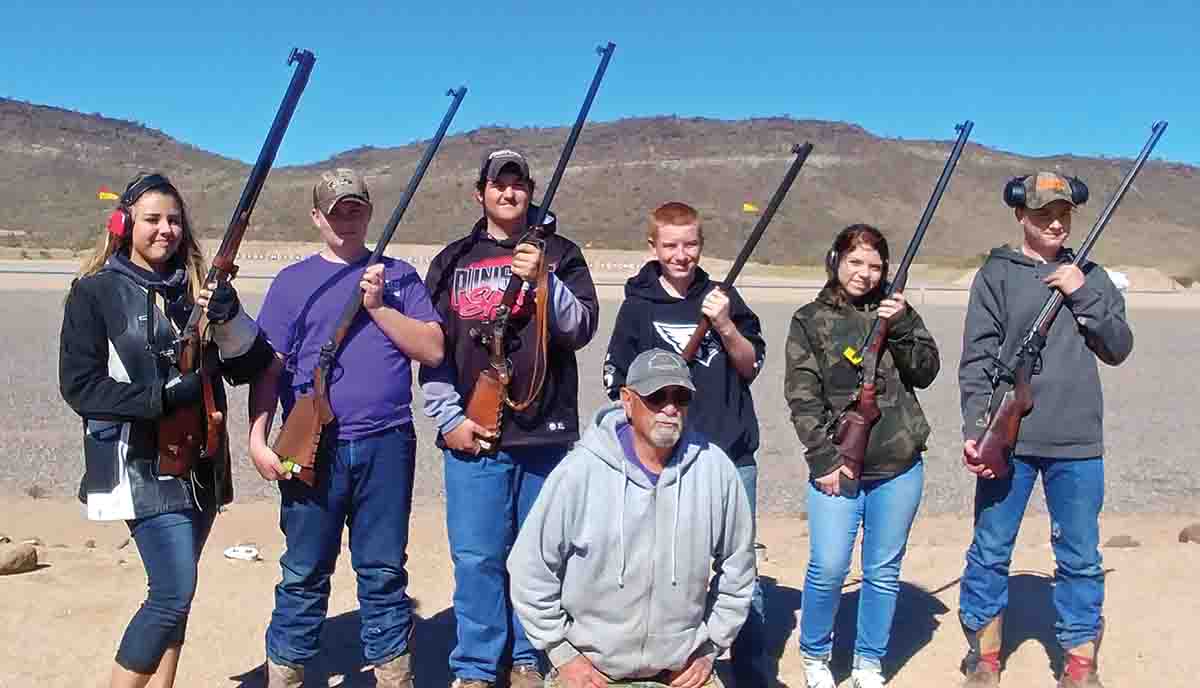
[851, 665, 886, 688]
[803, 656, 836, 688]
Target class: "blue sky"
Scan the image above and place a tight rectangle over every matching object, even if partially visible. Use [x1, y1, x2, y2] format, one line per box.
[1, 1, 1194, 165]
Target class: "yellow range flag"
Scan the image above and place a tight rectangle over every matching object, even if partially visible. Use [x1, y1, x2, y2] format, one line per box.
[742, 202, 760, 213]
[97, 187, 119, 201]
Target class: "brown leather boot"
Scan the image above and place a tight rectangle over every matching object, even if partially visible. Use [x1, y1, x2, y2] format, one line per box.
[1058, 641, 1103, 687]
[961, 615, 1003, 686]
[508, 664, 545, 688]
[375, 652, 414, 688]
[1058, 616, 1105, 688]
[265, 658, 303, 688]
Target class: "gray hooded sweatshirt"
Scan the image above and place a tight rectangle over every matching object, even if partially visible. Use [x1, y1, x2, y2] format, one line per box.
[959, 246, 1133, 458]
[507, 401, 755, 679]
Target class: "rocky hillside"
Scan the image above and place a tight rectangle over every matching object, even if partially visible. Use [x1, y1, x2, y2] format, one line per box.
[3, 97, 1196, 279]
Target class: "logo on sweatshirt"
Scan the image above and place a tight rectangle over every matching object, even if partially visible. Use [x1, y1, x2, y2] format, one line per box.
[449, 256, 558, 321]
[652, 321, 721, 366]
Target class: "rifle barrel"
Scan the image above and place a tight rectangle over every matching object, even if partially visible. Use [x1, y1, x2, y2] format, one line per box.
[498, 42, 616, 307]
[532, 42, 616, 228]
[186, 48, 316, 333]
[328, 87, 469, 351]
[722, 143, 813, 288]
[1028, 120, 1168, 337]
[859, 120, 973, 355]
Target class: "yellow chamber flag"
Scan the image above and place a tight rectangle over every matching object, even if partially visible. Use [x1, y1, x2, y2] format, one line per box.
[742, 202, 760, 213]
[97, 186, 119, 201]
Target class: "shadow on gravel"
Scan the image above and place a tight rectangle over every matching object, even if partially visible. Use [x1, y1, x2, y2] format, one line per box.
[1003, 571, 1061, 678]
[229, 602, 458, 687]
[1002, 568, 1115, 679]
[761, 575, 803, 687]
[760, 575, 951, 686]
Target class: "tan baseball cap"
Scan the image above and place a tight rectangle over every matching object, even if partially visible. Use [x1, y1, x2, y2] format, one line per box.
[312, 168, 371, 214]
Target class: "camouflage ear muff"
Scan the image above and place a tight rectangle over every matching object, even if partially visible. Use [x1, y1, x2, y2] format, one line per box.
[107, 173, 175, 238]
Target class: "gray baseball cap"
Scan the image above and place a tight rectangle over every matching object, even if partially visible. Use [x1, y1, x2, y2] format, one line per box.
[624, 349, 696, 396]
[313, 168, 371, 214]
[478, 149, 531, 185]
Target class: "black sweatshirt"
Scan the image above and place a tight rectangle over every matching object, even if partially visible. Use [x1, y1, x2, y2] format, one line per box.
[420, 210, 600, 449]
[603, 262, 766, 466]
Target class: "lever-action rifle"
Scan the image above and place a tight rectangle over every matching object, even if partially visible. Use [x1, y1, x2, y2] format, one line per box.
[272, 87, 467, 486]
[465, 42, 616, 440]
[968, 120, 1167, 479]
[156, 48, 316, 477]
[680, 143, 813, 362]
[833, 120, 973, 496]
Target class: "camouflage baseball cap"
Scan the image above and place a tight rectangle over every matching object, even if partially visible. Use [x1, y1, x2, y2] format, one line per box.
[478, 149, 531, 185]
[624, 349, 696, 396]
[313, 168, 371, 214]
[1020, 171, 1080, 209]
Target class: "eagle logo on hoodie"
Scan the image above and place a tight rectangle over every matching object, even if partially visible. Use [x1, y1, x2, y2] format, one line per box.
[652, 321, 721, 367]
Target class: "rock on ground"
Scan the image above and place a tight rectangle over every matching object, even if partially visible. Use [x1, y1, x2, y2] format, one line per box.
[0, 543, 37, 575]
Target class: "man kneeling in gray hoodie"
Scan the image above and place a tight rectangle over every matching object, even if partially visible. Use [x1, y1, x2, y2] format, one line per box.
[508, 348, 756, 688]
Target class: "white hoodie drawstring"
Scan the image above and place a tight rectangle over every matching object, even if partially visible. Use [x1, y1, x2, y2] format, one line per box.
[672, 461, 681, 586]
[618, 456, 628, 588]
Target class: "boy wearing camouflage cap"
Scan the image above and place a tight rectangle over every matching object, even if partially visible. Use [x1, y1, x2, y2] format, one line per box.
[958, 172, 1133, 687]
[249, 168, 445, 688]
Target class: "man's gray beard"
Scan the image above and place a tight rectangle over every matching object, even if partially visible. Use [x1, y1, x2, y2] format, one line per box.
[649, 421, 682, 448]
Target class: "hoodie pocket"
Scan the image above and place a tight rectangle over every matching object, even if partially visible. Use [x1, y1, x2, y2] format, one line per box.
[83, 420, 124, 492]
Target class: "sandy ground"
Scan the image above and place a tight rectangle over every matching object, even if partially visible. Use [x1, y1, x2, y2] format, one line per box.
[3, 250, 1199, 686]
[2, 497, 1199, 688]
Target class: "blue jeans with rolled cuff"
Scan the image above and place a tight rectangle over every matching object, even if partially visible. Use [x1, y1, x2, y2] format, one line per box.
[959, 455, 1105, 650]
[443, 444, 567, 682]
[116, 507, 215, 674]
[799, 460, 924, 671]
[266, 424, 417, 668]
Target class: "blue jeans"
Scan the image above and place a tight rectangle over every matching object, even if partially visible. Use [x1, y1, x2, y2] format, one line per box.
[444, 444, 567, 681]
[731, 462, 768, 688]
[117, 508, 214, 674]
[799, 460, 924, 669]
[960, 456, 1105, 650]
[267, 424, 416, 667]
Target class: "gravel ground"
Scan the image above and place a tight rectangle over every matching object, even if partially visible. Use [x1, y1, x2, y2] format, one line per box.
[3, 288, 1196, 515]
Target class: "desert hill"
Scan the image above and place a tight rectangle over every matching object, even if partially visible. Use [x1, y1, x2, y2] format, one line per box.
[2, 97, 1196, 280]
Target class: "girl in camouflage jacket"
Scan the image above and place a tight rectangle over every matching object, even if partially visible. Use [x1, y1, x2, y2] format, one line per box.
[784, 224, 940, 688]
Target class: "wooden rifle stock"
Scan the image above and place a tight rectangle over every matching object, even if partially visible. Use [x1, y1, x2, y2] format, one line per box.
[274, 362, 333, 486]
[272, 87, 466, 482]
[973, 362, 1034, 478]
[833, 120, 973, 495]
[157, 49, 315, 476]
[681, 143, 813, 362]
[966, 120, 1167, 477]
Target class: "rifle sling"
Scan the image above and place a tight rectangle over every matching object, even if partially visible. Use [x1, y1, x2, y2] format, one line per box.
[505, 263, 551, 412]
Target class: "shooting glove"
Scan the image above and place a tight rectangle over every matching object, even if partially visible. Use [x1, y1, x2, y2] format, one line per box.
[162, 371, 203, 412]
[206, 281, 241, 324]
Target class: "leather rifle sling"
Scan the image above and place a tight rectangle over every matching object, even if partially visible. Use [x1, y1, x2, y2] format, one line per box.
[505, 261, 551, 412]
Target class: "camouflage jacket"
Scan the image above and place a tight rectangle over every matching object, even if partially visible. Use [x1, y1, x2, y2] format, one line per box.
[784, 286, 939, 481]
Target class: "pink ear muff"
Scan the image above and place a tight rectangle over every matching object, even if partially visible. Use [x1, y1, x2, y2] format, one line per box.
[107, 208, 128, 237]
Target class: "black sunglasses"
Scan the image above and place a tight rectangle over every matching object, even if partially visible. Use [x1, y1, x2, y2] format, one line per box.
[639, 387, 692, 408]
